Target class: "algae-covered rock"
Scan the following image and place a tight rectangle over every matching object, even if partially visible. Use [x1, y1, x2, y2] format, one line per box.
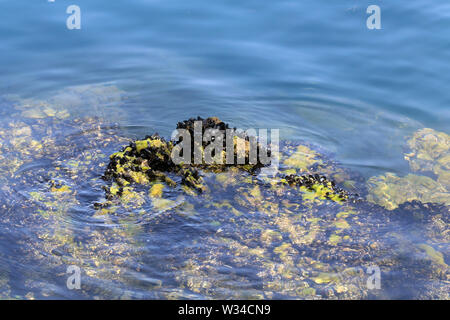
[367, 173, 449, 210]
[367, 128, 450, 211]
[104, 117, 351, 204]
[103, 133, 205, 200]
[283, 144, 323, 172]
[418, 244, 447, 268]
[405, 128, 450, 188]
[405, 128, 449, 172]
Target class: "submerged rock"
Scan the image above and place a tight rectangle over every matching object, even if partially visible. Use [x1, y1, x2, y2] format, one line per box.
[368, 128, 450, 210]
[283, 144, 323, 172]
[367, 173, 450, 210]
[9, 83, 125, 121]
[405, 128, 450, 188]
[0, 91, 448, 300]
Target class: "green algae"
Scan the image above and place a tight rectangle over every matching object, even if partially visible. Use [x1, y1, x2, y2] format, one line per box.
[336, 209, 358, 218]
[334, 219, 350, 229]
[404, 128, 450, 189]
[367, 173, 449, 210]
[50, 185, 71, 193]
[418, 244, 447, 267]
[152, 198, 177, 211]
[328, 234, 341, 245]
[149, 183, 164, 198]
[313, 272, 339, 284]
[405, 128, 449, 172]
[283, 144, 323, 172]
[260, 229, 283, 245]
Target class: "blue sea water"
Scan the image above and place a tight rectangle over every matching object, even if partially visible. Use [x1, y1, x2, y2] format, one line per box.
[0, 1, 449, 299]
[1, 0, 449, 177]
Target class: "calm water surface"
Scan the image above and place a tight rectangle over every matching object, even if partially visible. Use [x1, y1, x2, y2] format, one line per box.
[0, 1, 449, 299]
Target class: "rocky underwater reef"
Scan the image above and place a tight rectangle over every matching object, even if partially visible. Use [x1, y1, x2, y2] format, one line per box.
[0, 85, 448, 299]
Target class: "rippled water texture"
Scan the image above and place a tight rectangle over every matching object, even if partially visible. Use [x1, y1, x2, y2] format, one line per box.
[0, 1, 449, 299]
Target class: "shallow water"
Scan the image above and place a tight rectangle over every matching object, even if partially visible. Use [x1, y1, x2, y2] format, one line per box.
[0, 1, 449, 299]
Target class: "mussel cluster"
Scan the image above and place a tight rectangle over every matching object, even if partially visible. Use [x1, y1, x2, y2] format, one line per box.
[282, 173, 350, 202]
